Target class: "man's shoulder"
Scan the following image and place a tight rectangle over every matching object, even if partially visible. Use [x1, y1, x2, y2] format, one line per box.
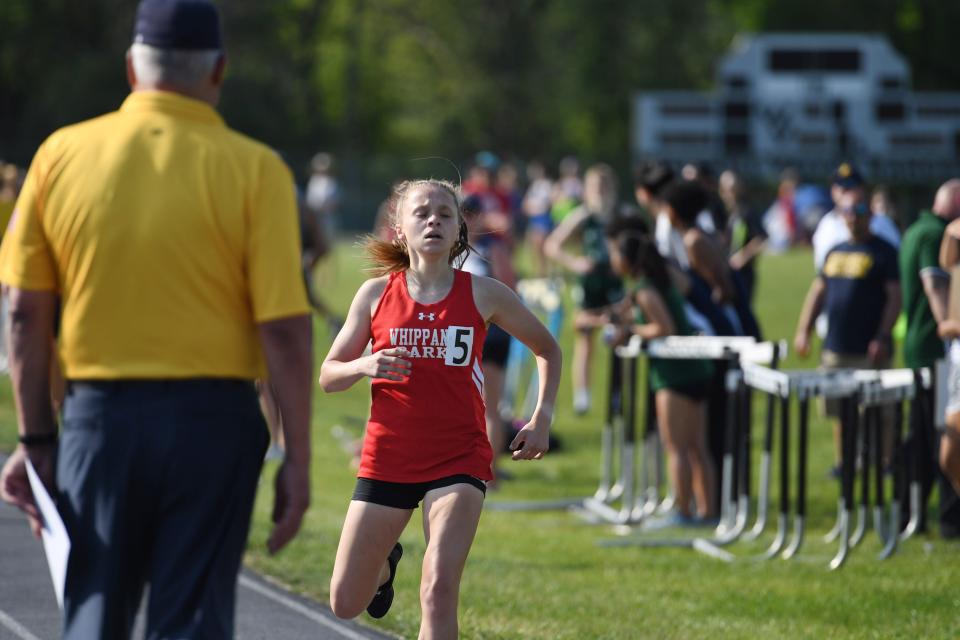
[215, 126, 282, 163]
[903, 212, 944, 241]
[42, 111, 122, 152]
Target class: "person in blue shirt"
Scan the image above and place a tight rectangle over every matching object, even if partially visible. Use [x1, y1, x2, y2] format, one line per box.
[794, 188, 901, 473]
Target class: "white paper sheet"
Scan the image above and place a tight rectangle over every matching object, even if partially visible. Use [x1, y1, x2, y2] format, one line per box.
[25, 459, 70, 610]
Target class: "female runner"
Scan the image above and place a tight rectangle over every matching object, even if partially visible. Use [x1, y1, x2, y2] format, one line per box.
[320, 179, 561, 638]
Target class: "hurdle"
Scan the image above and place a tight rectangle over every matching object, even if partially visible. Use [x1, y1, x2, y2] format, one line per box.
[588, 336, 782, 539]
[737, 362, 930, 569]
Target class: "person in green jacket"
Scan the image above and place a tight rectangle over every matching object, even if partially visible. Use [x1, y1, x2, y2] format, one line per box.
[605, 215, 716, 527]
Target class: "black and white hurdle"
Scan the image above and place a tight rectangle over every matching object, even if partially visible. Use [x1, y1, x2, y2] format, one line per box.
[580, 335, 783, 530]
[738, 362, 931, 569]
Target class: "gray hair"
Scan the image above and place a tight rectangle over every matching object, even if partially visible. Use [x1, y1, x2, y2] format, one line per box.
[129, 43, 221, 87]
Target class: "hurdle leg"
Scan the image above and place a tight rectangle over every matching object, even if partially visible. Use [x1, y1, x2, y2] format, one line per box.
[764, 394, 791, 559]
[830, 395, 857, 570]
[734, 380, 752, 534]
[851, 405, 871, 547]
[593, 349, 622, 503]
[717, 368, 741, 536]
[824, 395, 847, 544]
[871, 405, 888, 544]
[879, 400, 904, 560]
[639, 367, 661, 516]
[617, 353, 639, 524]
[745, 387, 777, 541]
[783, 393, 809, 559]
[900, 372, 924, 541]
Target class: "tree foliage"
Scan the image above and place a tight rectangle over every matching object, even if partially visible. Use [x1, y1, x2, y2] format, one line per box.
[2, 0, 958, 225]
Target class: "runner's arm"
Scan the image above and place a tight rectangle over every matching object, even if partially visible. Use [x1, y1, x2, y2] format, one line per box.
[484, 278, 561, 460]
[319, 278, 411, 392]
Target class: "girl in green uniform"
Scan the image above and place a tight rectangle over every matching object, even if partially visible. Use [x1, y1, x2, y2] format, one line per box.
[545, 164, 624, 415]
[605, 216, 717, 526]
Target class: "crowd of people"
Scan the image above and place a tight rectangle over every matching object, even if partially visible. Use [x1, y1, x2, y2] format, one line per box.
[390, 150, 960, 537]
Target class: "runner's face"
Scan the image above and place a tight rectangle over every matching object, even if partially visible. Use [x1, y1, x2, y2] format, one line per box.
[397, 185, 460, 258]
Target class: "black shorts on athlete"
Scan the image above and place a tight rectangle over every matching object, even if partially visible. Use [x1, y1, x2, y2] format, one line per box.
[353, 475, 487, 509]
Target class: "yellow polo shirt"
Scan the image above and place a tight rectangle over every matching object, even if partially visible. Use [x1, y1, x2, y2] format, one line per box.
[0, 91, 310, 379]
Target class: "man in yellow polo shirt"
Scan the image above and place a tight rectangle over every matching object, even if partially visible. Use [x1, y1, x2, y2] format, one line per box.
[0, 1, 313, 638]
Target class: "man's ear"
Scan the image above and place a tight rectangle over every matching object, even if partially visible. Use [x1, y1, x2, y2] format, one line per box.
[125, 49, 137, 89]
[211, 54, 227, 86]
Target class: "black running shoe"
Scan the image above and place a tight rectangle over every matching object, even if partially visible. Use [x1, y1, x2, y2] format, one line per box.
[367, 542, 403, 619]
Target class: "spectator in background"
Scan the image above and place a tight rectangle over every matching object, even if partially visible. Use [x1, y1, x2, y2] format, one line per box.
[719, 169, 767, 303]
[495, 161, 523, 243]
[812, 163, 901, 272]
[522, 160, 555, 277]
[463, 151, 511, 237]
[795, 188, 901, 475]
[303, 153, 344, 334]
[545, 163, 624, 415]
[635, 160, 685, 268]
[763, 167, 799, 250]
[914, 178, 960, 537]
[550, 155, 583, 226]
[605, 216, 716, 528]
[663, 180, 760, 339]
[872, 185, 901, 233]
[681, 162, 728, 239]
[634, 161, 720, 337]
[306, 151, 340, 240]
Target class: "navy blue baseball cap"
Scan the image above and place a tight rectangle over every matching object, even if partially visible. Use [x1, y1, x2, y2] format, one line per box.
[133, 0, 222, 50]
[830, 162, 864, 190]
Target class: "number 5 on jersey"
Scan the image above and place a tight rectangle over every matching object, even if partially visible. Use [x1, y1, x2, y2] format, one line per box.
[445, 326, 474, 366]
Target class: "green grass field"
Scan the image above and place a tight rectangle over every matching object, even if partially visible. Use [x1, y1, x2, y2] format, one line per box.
[2, 245, 959, 639]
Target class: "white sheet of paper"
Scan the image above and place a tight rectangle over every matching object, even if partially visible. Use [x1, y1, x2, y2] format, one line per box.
[25, 459, 70, 610]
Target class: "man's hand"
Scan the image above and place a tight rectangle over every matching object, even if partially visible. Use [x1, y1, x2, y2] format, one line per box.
[0, 444, 56, 538]
[867, 338, 890, 365]
[939, 319, 960, 339]
[794, 332, 811, 359]
[569, 255, 594, 275]
[267, 458, 310, 555]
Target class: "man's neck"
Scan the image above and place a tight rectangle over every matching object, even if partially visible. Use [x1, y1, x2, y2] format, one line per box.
[132, 83, 218, 107]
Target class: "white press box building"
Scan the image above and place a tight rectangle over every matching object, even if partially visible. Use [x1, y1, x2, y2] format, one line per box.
[632, 33, 960, 182]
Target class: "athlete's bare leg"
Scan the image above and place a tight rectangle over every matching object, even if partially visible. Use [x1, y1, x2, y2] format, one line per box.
[418, 483, 484, 640]
[942, 413, 960, 495]
[572, 324, 594, 413]
[656, 390, 715, 518]
[330, 501, 413, 619]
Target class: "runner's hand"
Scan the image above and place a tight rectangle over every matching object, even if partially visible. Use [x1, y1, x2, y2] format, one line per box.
[360, 348, 412, 381]
[268, 458, 310, 555]
[509, 417, 550, 461]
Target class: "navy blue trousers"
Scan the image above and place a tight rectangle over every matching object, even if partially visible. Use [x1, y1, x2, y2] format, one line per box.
[56, 379, 268, 640]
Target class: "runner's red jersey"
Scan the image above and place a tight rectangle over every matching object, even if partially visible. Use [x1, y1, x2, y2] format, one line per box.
[359, 269, 493, 483]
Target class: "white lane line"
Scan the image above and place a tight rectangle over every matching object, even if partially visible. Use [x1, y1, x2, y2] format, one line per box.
[0, 609, 43, 640]
[237, 575, 373, 640]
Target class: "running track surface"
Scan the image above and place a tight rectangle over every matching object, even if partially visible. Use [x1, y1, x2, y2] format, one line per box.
[0, 455, 395, 640]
